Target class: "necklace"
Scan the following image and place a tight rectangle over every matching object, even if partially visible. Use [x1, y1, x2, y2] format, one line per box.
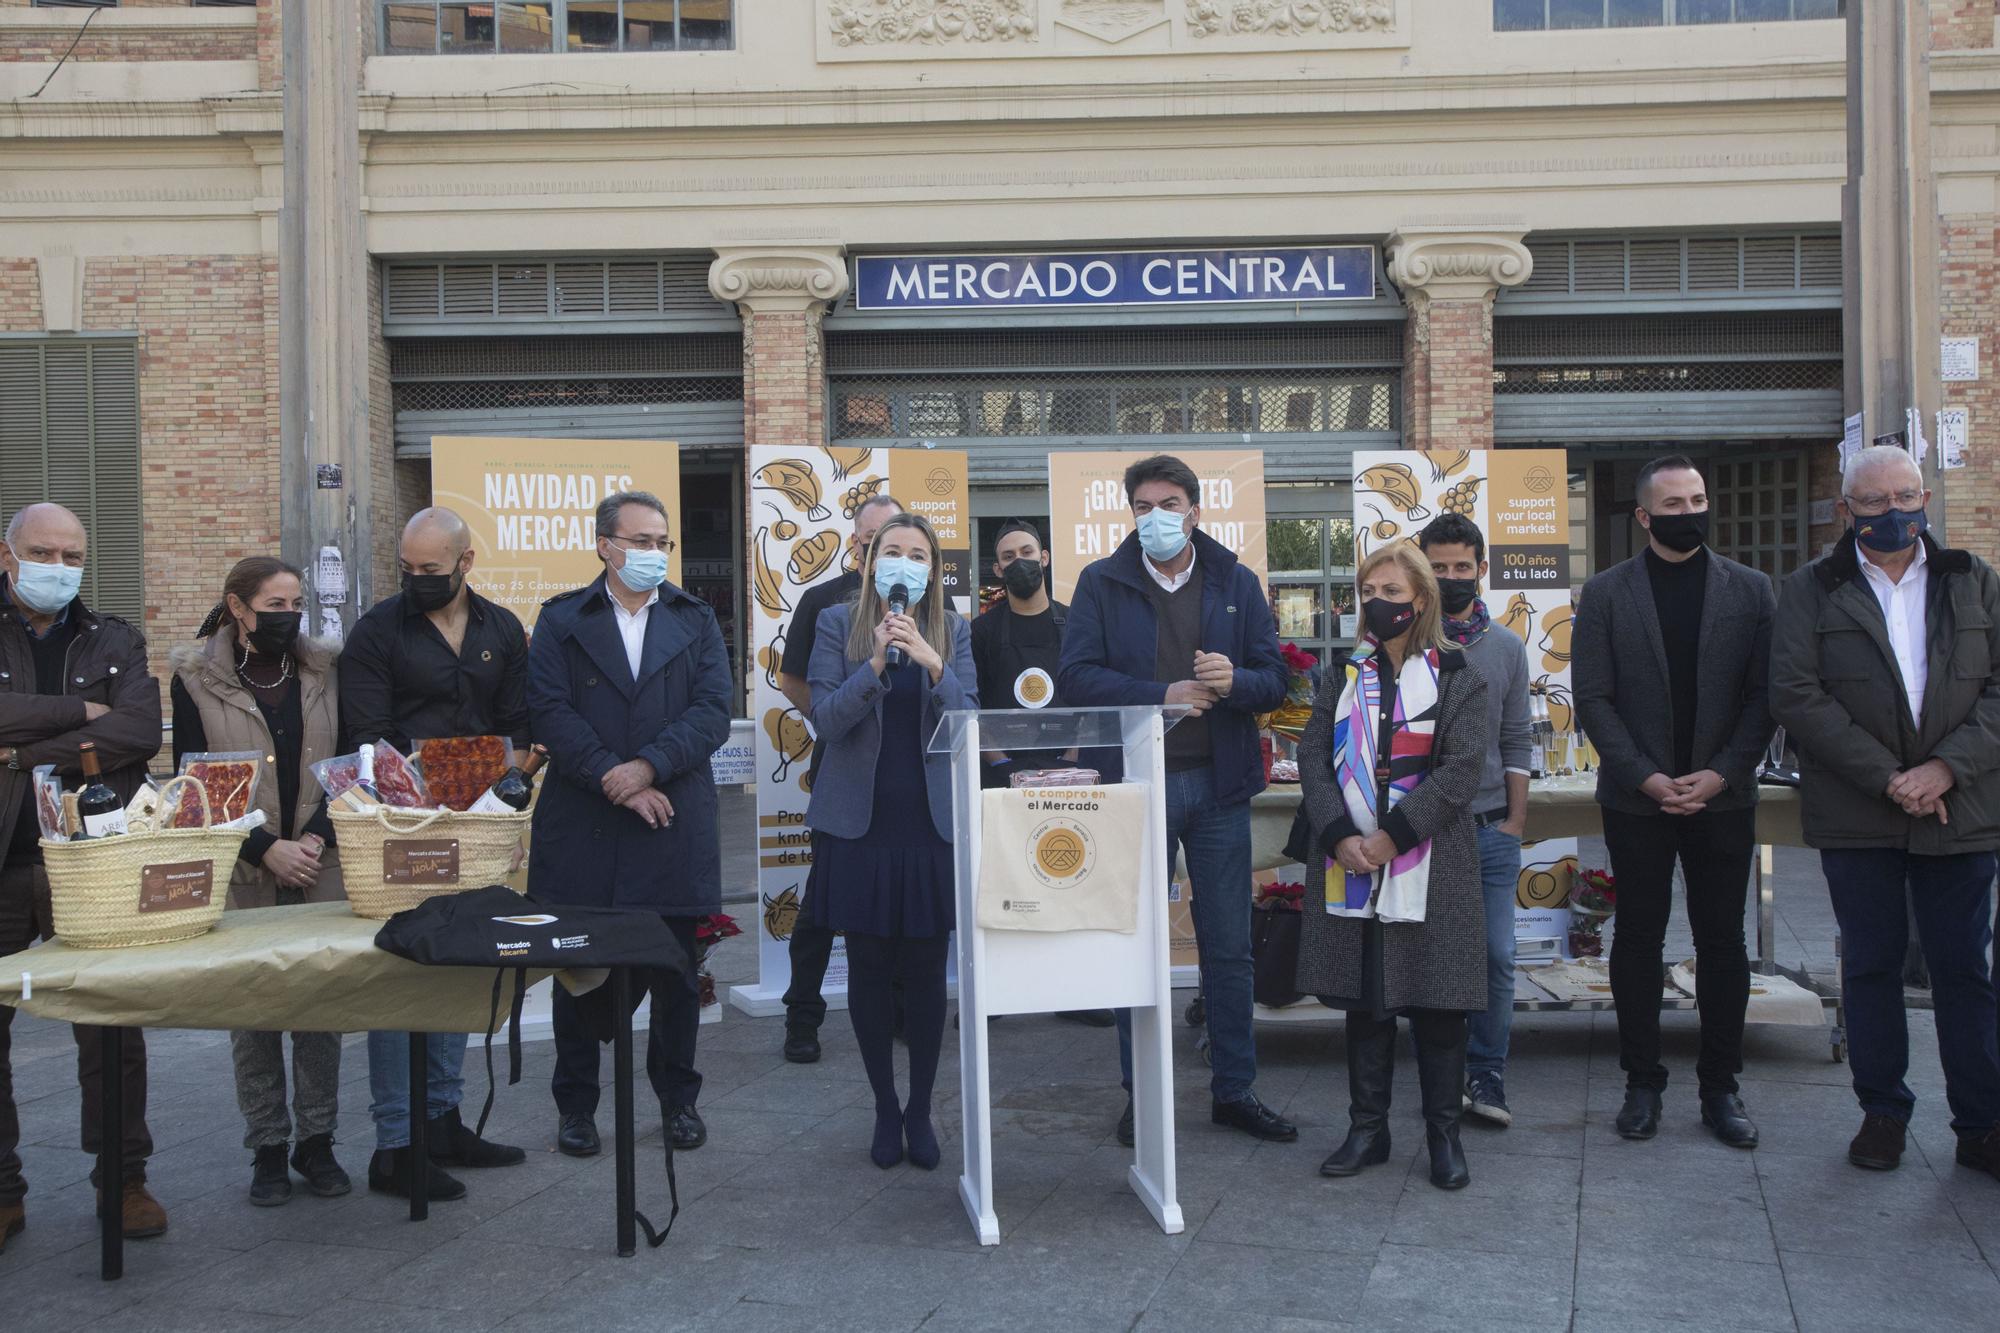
[236, 643, 293, 691]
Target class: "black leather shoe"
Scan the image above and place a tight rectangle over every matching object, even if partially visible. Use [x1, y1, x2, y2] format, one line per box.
[1116, 1096, 1135, 1148]
[249, 1144, 292, 1208]
[1426, 1124, 1471, 1190]
[667, 1106, 707, 1151]
[557, 1113, 601, 1158]
[1319, 1125, 1391, 1177]
[1849, 1113, 1906, 1171]
[1616, 1088, 1662, 1140]
[783, 1023, 822, 1064]
[427, 1107, 527, 1169]
[1701, 1093, 1760, 1149]
[1212, 1094, 1298, 1143]
[289, 1134, 351, 1197]
[367, 1148, 466, 1202]
[1953, 1125, 2000, 1181]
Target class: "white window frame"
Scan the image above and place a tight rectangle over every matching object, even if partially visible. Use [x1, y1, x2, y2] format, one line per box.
[377, 0, 735, 56]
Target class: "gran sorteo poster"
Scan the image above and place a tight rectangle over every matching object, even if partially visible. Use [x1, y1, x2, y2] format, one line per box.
[1353, 448, 1578, 956]
[730, 444, 971, 1016]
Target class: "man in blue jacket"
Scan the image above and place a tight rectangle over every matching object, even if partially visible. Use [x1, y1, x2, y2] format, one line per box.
[528, 491, 733, 1159]
[1058, 454, 1296, 1146]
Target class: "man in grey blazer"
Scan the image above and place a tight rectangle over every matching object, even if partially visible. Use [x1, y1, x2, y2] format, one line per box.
[1572, 455, 1776, 1148]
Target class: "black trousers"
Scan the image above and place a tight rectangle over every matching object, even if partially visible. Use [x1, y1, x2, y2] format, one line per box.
[550, 914, 702, 1115]
[783, 920, 836, 1031]
[1601, 805, 1755, 1098]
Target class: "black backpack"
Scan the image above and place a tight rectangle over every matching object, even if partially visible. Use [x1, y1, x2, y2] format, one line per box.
[374, 885, 692, 1245]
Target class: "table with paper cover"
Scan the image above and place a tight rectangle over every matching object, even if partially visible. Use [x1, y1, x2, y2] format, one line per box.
[0, 901, 603, 1280]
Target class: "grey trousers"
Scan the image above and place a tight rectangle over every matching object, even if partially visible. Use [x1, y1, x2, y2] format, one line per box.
[227, 863, 348, 1151]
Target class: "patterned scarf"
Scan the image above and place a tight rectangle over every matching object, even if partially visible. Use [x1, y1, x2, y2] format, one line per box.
[1328, 640, 1442, 923]
[1441, 598, 1490, 646]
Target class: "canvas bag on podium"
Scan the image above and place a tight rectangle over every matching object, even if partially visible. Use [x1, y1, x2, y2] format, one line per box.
[930, 704, 1190, 1246]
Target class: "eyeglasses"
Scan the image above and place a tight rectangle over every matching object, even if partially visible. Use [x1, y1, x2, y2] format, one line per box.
[607, 535, 676, 555]
[1843, 489, 1925, 516]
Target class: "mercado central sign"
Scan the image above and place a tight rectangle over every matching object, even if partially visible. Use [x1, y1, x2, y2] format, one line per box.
[854, 246, 1378, 311]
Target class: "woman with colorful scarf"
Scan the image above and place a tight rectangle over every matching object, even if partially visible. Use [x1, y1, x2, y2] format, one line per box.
[1296, 542, 1490, 1190]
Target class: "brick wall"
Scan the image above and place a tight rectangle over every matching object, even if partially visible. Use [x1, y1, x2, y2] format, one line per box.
[1932, 1, 1997, 50]
[739, 309, 827, 448]
[1940, 215, 2000, 561]
[258, 0, 280, 91]
[1400, 294, 1494, 451]
[0, 25, 257, 65]
[0, 259, 39, 332]
[79, 257, 281, 672]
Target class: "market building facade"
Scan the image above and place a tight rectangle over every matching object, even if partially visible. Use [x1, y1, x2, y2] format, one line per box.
[3, 0, 1999, 699]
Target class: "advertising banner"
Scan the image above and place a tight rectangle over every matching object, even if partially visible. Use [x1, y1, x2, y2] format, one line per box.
[854, 246, 1376, 311]
[732, 445, 972, 1016]
[1353, 449, 1578, 955]
[430, 436, 681, 632]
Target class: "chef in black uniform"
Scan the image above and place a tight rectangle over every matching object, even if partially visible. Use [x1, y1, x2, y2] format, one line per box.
[969, 519, 1112, 1027]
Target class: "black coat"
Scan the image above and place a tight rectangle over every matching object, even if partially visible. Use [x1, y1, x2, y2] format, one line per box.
[526, 576, 732, 914]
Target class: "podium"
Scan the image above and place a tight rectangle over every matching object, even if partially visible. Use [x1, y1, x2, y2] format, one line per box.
[928, 705, 1189, 1246]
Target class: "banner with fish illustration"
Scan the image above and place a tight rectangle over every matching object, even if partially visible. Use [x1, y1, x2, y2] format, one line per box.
[1353, 449, 1579, 956]
[731, 444, 972, 1016]
[430, 436, 681, 632]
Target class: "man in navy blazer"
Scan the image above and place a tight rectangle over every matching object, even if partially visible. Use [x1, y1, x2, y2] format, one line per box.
[528, 491, 732, 1160]
[1057, 453, 1295, 1147]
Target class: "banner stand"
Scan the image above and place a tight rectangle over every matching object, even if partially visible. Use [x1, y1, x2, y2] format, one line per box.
[933, 705, 1188, 1246]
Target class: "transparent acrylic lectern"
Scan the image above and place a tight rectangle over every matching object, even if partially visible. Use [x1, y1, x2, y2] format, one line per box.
[927, 705, 1190, 1246]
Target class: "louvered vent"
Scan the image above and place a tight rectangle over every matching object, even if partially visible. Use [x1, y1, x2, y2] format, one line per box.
[383, 257, 733, 325]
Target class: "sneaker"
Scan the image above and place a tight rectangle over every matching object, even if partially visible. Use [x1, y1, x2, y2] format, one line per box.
[249, 1145, 292, 1208]
[1465, 1074, 1513, 1128]
[290, 1133, 353, 1197]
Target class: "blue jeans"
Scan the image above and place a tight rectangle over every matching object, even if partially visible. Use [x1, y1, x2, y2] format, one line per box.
[1117, 766, 1257, 1104]
[1465, 824, 1521, 1081]
[1823, 848, 2000, 1135]
[367, 1031, 469, 1150]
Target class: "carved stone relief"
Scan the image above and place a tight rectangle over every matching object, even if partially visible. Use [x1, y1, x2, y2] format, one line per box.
[1186, 1, 1396, 37]
[1058, 1, 1168, 43]
[828, 0, 1040, 47]
[816, 0, 1402, 58]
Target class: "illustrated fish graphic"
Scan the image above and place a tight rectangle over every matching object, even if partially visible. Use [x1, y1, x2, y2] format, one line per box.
[753, 459, 830, 521]
[1355, 462, 1432, 521]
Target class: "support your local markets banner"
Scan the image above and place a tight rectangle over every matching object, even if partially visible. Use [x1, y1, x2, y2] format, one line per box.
[1353, 449, 1579, 956]
[732, 445, 972, 1016]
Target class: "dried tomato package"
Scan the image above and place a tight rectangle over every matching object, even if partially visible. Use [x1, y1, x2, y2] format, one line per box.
[368, 740, 433, 810]
[166, 751, 262, 829]
[413, 735, 510, 812]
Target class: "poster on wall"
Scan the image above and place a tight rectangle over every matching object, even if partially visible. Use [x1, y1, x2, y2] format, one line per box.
[1352, 449, 1579, 956]
[731, 445, 972, 1017]
[1046, 448, 1267, 982]
[430, 436, 682, 632]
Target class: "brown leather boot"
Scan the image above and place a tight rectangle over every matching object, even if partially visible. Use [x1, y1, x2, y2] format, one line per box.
[0, 1200, 23, 1253]
[95, 1180, 167, 1239]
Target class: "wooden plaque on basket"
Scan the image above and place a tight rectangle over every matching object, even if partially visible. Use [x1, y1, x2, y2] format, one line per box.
[383, 838, 461, 885]
[137, 861, 215, 914]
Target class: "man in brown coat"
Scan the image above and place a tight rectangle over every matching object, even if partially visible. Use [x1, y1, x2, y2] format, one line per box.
[0, 503, 167, 1253]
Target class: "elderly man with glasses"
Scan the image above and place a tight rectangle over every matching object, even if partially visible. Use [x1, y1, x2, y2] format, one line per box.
[1772, 444, 2000, 1180]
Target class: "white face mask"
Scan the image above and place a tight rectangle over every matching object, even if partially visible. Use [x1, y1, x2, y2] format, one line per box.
[10, 559, 82, 615]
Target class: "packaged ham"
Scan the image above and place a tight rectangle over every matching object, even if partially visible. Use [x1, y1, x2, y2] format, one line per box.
[367, 740, 432, 810]
[309, 751, 365, 807]
[164, 752, 262, 829]
[33, 764, 63, 840]
[413, 735, 511, 812]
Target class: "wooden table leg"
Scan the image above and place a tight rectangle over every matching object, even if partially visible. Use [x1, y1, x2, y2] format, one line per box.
[99, 1025, 123, 1281]
[407, 1031, 429, 1222]
[613, 968, 636, 1258]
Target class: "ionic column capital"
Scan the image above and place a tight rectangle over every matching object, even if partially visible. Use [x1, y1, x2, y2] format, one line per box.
[1386, 223, 1533, 302]
[708, 245, 850, 314]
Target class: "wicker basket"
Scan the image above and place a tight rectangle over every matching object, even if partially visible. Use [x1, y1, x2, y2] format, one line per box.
[330, 804, 530, 920]
[43, 775, 246, 949]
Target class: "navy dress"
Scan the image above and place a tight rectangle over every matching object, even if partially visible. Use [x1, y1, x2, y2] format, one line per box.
[803, 662, 955, 939]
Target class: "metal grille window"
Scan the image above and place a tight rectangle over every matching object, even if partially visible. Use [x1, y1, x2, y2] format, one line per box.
[0, 340, 143, 623]
[1494, 312, 1842, 395]
[1494, 0, 1841, 29]
[379, 1, 733, 55]
[1508, 234, 1841, 302]
[1710, 450, 1807, 579]
[383, 257, 731, 328]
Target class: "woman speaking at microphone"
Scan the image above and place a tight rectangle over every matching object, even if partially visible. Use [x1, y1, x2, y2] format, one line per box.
[1296, 542, 1489, 1190]
[805, 512, 978, 1170]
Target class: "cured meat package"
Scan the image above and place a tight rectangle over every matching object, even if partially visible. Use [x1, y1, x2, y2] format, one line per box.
[163, 751, 262, 829]
[413, 735, 511, 812]
[310, 742, 433, 810]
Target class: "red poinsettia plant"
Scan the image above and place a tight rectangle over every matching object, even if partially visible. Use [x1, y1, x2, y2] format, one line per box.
[1256, 881, 1306, 912]
[694, 913, 743, 967]
[1571, 868, 1617, 916]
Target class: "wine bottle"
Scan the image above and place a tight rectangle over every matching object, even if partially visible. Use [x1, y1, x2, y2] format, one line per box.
[469, 744, 547, 814]
[333, 743, 384, 813]
[75, 741, 127, 839]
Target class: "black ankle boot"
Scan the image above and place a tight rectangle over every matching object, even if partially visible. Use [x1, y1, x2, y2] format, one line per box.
[1413, 1012, 1471, 1191]
[249, 1144, 292, 1207]
[290, 1133, 352, 1198]
[367, 1147, 467, 1202]
[1323, 1012, 1396, 1177]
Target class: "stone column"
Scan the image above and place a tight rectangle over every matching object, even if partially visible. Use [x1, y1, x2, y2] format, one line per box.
[709, 246, 850, 449]
[1386, 224, 1533, 451]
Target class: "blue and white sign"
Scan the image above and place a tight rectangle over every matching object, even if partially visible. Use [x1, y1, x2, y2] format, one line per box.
[854, 246, 1377, 311]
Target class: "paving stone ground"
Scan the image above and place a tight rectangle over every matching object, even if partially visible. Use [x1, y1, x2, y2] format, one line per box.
[4, 839, 1997, 1331]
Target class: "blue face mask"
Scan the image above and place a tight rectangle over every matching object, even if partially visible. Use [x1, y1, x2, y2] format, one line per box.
[10, 559, 82, 616]
[874, 554, 930, 606]
[1136, 507, 1189, 563]
[613, 547, 669, 593]
[1853, 505, 1929, 555]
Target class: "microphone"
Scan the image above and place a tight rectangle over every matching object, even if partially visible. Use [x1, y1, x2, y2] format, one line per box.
[884, 583, 910, 669]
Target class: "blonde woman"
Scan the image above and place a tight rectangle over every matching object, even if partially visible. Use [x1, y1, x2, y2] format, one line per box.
[804, 512, 978, 1170]
[1296, 541, 1490, 1190]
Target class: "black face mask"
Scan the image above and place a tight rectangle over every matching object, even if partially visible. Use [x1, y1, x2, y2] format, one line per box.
[245, 610, 301, 657]
[1363, 597, 1417, 642]
[1437, 578, 1479, 616]
[1001, 558, 1045, 600]
[402, 570, 461, 614]
[1644, 509, 1710, 555]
